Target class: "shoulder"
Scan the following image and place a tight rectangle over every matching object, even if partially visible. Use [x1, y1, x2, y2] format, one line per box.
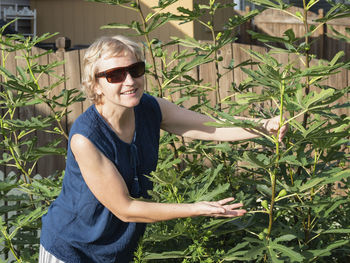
[138, 93, 162, 123]
[70, 134, 105, 164]
[71, 134, 95, 154]
[70, 105, 97, 134]
[140, 93, 159, 108]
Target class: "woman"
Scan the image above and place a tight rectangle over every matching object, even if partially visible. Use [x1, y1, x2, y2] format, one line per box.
[39, 35, 287, 263]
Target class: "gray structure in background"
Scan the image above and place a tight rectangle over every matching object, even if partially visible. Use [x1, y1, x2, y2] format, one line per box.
[234, 0, 349, 12]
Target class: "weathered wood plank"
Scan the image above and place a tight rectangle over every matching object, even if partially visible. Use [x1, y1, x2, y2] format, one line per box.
[64, 50, 83, 131]
[218, 43, 234, 111]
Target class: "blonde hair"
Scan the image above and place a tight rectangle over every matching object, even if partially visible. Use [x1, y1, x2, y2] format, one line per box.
[81, 35, 144, 104]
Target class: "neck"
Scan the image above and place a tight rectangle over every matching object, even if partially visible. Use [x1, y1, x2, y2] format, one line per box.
[95, 103, 134, 134]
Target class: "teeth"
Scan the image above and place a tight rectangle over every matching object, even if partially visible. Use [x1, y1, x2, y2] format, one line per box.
[122, 89, 136, 95]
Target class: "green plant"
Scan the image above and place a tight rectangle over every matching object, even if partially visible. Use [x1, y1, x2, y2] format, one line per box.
[1, 0, 349, 262]
[0, 21, 84, 262]
[88, 0, 350, 262]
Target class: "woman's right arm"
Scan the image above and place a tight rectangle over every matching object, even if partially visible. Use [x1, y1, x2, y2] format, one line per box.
[71, 134, 246, 223]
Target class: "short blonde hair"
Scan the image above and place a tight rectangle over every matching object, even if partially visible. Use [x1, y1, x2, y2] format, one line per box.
[81, 35, 144, 104]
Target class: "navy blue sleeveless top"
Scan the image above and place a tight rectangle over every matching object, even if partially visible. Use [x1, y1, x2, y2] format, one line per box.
[40, 93, 162, 263]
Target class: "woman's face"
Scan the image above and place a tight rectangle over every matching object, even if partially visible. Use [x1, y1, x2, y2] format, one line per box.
[94, 54, 144, 109]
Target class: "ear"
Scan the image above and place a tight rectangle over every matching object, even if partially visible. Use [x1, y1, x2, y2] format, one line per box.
[93, 82, 103, 96]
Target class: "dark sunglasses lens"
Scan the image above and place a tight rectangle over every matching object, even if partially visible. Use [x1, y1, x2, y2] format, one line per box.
[103, 62, 145, 83]
[106, 69, 126, 83]
[129, 62, 145, 78]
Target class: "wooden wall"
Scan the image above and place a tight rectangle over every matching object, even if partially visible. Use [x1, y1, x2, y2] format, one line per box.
[30, 0, 194, 47]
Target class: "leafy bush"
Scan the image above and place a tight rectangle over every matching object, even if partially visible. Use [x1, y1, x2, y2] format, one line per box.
[0, 22, 84, 262]
[0, 0, 349, 262]
[95, 0, 350, 262]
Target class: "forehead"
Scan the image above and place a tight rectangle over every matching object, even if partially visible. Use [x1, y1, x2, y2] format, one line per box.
[96, 53, 138, 72]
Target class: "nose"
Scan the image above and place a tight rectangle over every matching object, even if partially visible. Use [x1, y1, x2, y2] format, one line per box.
[123, 72, 135, 85]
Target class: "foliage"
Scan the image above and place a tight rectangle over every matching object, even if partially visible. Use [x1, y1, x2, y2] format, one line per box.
[0, 0, 349, 262]
[93, 0, 350, 262]
[0, 21, 84, 262]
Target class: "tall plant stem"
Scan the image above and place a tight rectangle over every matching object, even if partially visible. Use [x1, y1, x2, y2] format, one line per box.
[301, 1, 314, 243]
[305, 149, 321, 242]
[266, 79, 285, 242]
[136, 0, 163, 97]
[302, 0, 311, 128]
[208, 14, 222, 110]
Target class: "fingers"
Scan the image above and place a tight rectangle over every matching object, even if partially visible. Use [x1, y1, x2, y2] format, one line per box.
[266, 115, 288, 142]
[212, 208, 247, 218]
[217, 197, 235, 205]
[269, 116, 280, 132]
[278, 123, 288, 142]
[199, 198, 247, 218]
[219, 209, 247, 217]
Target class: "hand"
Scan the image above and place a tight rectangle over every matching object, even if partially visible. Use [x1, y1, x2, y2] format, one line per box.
[195, 197, 246, 217]
[263, 116, 288, 142]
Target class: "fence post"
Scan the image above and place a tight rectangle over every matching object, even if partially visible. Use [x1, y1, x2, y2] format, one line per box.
[318, 9, 325, 59]
[240, 5, 252, 44]
[55, 37, 71, 52]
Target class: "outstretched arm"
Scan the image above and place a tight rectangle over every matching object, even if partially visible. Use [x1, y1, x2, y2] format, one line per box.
[156, 97, 287, 142]
[71, 134, 246, 223]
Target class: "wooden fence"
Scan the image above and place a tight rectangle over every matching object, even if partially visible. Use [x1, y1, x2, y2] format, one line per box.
[0, 40, 349, 177]
[238, 7, 350, 62]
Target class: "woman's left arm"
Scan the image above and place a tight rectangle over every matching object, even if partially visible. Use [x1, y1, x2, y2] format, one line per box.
[156, 97, 287, 142]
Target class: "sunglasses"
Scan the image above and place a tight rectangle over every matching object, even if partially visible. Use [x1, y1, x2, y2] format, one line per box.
[95, 61, 145, 83]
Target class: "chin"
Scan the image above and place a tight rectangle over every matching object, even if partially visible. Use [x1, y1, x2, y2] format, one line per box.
[124, 90, 143, 107]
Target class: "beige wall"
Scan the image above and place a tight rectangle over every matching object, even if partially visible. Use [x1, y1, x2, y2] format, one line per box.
[30, 0, 194, 47]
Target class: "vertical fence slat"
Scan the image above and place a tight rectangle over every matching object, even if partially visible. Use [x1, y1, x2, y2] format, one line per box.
[163, 44, 179, 103]
[144, 48, 162, 96]
[33, 47, 52, 177]
[199, 41, 217, 107]
[218, 43, 234, 110]
[42, 51, 66, 175]
[178, 45, 198, 110]
[65, 50, 83, 131]
[79, 49, 92, 112]
[4, 46, 18, 178]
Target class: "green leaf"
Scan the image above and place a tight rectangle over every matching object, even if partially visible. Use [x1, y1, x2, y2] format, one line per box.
[274, 234, 297, 243]
[279, 155, 303, 166]
[267, 246, 284, 263]
[322, 228, 350, 234]
[306, 0, 320, 10]
[226, 241, 250, 254]
[146, 13, 174, 33]
[248, 30, 288, 44]
[305, 89, 335, 108]
[242, 152, 272, 169]
[269, 243, 304, 262]
[234, 92, 271, 105]
[323, 169, 350, 184]
[248, 0, 287, 9]
[302, 120, 327, 138]
[144, 250, 185, 260]
[323, 199, 348, 217]
[100, 23, 133, 29]
[306, 240, 349, 258]
[256, 184, 272, 197]
[330, 51, 345, 66]
[298, 177, 325, 192]
[197, 183, 230, 202]
[0, 181, 19, 192]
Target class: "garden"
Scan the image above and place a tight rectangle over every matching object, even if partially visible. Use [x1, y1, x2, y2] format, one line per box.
[0, 0, 350, 262]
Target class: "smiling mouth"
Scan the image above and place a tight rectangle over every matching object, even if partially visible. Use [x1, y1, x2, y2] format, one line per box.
[121, 88, 137, 95]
